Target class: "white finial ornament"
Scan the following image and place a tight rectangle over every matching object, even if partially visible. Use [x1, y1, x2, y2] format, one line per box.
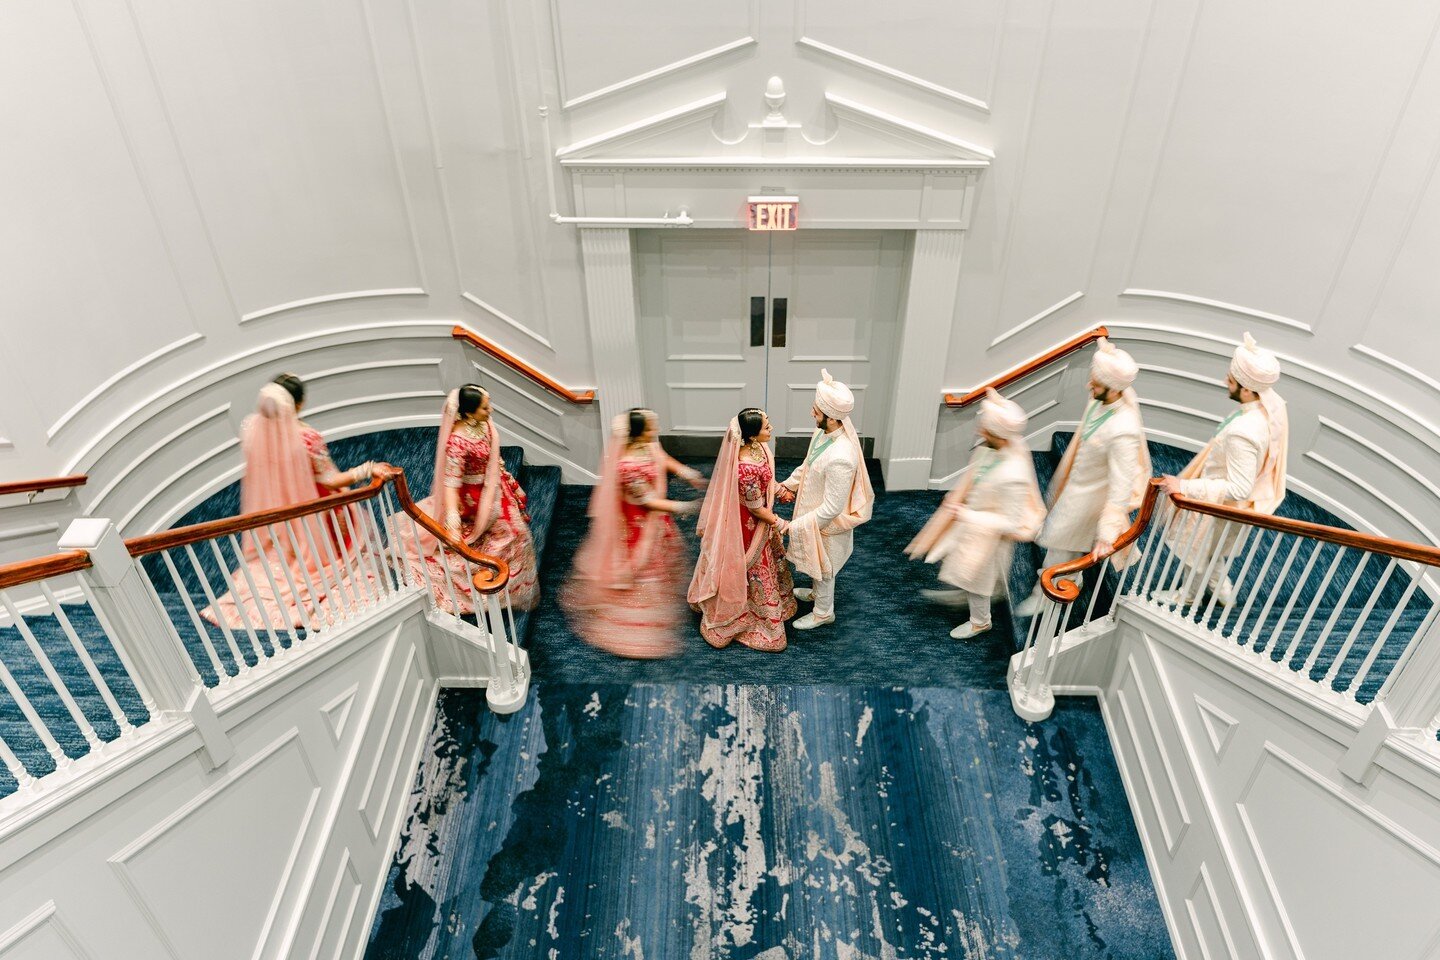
[764, 76, 787, 123]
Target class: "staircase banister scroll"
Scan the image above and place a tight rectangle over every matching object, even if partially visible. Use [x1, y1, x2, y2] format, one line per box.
[943, 326, 1110, 408]
[384, 467, 510, 594]
[451, 325, 596, 405]
[1040, 479, 1165, 603]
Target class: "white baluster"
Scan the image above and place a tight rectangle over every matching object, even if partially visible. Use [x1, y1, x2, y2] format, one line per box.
[406, 514, 437, 607]
[1154, 508, 1206, 613]
[1134, 501, 1177, 601]
[208, 540, 265, 665]
[483, 591, 526, 713]
[1358, 575, 1426, 699]
[1081, 557, 1111, 627]
[41, 581, 133, 736]
[226, 534, 282, 658]
[1325, 557, 1397, 690]
[1259, 541, 1326, 663]
[333, 507, 376, 609]
[280, 521, 326, 633]
[0, 731, 35, 791]
[1011, 602, 1061, 721]
[435, 542, 466, 618]
[1197, 526, 1251, 630]
[0, 591, 80, 764]
[1244, 536, 1304, 652]
[1283, 546, 1348, 674]
[184, 545, 248, 674]
[0, 589, 103, 752]
[305, 514, 356, 622]
[355, 503, 394, 599]
[1222, 529, 1281, 638]
[160, 550, 230, 683]
[297, 516, 345, 626]
[241, 531, 300, 652]
[1302, 552, 1370, 678]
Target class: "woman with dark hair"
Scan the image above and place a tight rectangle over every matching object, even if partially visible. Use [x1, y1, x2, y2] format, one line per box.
[202, 374, 380, 629]
[400, 384, 540, 613]
[560, 408, 705, 658]
[688, 408, 796, 651]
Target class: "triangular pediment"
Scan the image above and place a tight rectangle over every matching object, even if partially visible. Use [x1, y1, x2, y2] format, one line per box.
[555, 91, 992, 170]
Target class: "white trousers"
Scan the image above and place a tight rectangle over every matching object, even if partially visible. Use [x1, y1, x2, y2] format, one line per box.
[968, 592, 992, 628]
[813, 574, 837, 618]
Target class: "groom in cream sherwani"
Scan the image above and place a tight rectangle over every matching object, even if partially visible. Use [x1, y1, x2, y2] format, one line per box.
[778, 370, 874, 630]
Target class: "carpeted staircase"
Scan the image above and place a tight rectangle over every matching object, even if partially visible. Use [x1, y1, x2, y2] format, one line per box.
[0, 428, 562, 796]
[0, 427, 1431, 798]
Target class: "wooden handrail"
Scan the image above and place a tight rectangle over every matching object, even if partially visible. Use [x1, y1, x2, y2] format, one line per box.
[1168, 493, 1440, 568]
[124, 465, 511, 593]
[387, 467, 509, 594]
[452, 325, 596, 405]
[0, 475, 88, 498]
[1041, 479, 1164, 602]
[0, 550, 92, 590]
[944, 326, 1109, 408]
[1039, 477, 1440, 603]
[126, 477, 390, 557]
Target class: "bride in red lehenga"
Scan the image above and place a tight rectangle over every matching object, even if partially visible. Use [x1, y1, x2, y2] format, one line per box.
[560, 408, 705, 658]
[395, 385, 540, 614]
[688, 408, 796, 652]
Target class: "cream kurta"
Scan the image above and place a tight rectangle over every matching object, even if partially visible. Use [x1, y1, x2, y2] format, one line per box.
[934, 444, 1044, 595]
[1040, 400, 1146, 554]
[782, 428, 860, 581]
[1168, 400, 1273, 570]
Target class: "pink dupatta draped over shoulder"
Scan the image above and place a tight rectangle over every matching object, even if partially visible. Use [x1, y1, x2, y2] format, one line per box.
[687, 418, 773, 623]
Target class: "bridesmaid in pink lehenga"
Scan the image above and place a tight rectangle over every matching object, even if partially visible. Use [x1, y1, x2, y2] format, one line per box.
[203, 375, 378, 630]
[689, 409, 796, 651]
[399, 385, 540, 614]
[560, 408, 706, 658]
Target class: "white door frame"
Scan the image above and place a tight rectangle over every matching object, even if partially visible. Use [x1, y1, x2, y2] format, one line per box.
[564, 91, 991, 489]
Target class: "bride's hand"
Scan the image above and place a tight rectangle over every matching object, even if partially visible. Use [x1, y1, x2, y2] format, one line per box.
[774, 518, 790, 535]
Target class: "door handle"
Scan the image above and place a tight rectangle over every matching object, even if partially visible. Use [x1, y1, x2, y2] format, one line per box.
[771, 297, 787, 348]
[750, 296, 765, 347]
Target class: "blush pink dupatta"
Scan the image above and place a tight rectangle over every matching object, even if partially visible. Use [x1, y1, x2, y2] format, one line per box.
[569, 417, 668, 597]
[687, 419, 773, 622]
[203, 384, 329, 628]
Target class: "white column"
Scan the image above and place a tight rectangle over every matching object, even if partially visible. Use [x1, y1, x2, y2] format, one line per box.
[579, 227, 646, 430]
[1339, 611, 1440, 782]
[58, 518, 235, 769]
[883, 229, 966, 490]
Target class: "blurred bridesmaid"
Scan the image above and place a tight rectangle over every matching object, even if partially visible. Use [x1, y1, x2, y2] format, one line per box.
[400, 384, 540, 613]
[203, 374, 378, 630]
[689, 408, 796, 651]
[561, 408, 705, 658]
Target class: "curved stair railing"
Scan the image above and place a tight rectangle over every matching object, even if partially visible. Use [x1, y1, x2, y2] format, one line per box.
[1012, 480, 1440, 749]
[452, 324, 596, 405]
[942, 326, 1109, 408]
[0, 475, 88, 501]
[0, 466, 525, 807]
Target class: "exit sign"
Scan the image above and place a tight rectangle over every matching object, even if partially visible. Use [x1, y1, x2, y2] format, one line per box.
[747, 196, 798, 231]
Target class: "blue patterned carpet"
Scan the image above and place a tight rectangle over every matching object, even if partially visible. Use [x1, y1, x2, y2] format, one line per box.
[5, 423, 1429, 959]
[366, 683, 1169, 960]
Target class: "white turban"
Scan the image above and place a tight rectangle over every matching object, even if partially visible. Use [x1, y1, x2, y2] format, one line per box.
[1090, 337, 1138, 391]
[1230, 332, 1280, 392]
[815, 369, 854, 420]
[978, 388, 1027, 439]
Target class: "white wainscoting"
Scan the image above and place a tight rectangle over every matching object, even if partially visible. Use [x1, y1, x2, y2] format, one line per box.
[1058, 603, 1440, 960]
[0, 597, 441, 960]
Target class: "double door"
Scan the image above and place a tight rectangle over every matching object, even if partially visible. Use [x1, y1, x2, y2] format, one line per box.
[637, 229, 905, 442]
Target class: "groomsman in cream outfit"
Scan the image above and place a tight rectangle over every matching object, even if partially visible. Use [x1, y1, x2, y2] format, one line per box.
[779, 370, 875, 629]
[908, 390, 1046, 639]
[1155, 332, 1289, 606]
[1016, 338, 1151, 617]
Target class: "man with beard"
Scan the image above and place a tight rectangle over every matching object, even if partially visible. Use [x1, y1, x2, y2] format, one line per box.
[1154, 332, 1289, 607]
[778, 369, 874, 630]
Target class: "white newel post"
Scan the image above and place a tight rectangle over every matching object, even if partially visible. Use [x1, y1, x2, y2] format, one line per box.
[883, 229, 966, 491]
[1340, 609, 1440, 782]
[579, 227, 646, 430]
[58, 519, 234, 770]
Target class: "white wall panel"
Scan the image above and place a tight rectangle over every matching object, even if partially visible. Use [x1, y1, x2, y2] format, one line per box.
[1125, 0, 1439, 332]
[0, 0, 197, 440]
[125, 0, 424, 322]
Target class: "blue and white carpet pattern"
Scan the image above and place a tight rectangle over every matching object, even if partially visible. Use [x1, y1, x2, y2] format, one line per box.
[366, 683, 1169, 960]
